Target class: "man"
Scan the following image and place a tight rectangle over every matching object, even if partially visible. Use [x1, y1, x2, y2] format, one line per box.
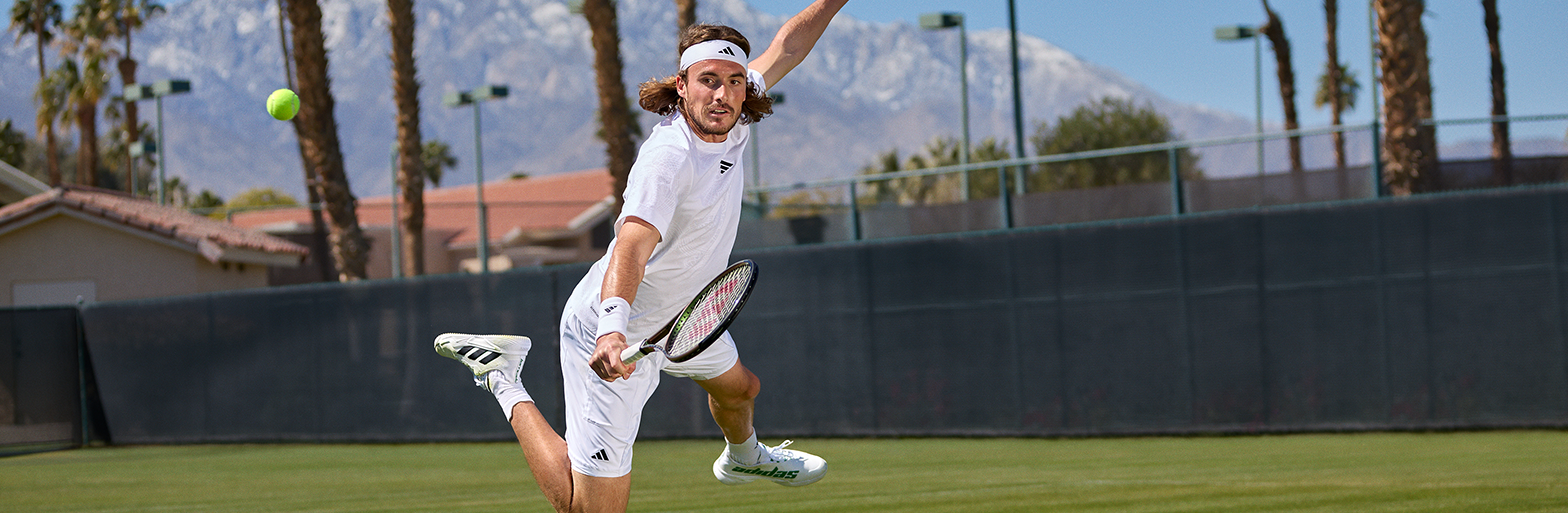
[434, 1, 848, 511]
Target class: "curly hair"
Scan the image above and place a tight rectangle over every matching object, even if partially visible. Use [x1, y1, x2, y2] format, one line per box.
[637, 24, 774, 125]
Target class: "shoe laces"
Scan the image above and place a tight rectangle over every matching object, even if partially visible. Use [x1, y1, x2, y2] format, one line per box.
[762, 440, 799, 463]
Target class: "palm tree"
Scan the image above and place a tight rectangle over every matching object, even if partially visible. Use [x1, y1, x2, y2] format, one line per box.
[35, 62, 71, 182]
[675, 0, 696, 38]
[421, 139, 456, 186]
[1317, 0, 1360, 199]
[285, 0, 370, 281]
[1375, 0, 1439, 195]
[58, 0, 114, 188]
[274, 0, 333, 282]
[1482, 0, 1510, 186]
[581, 0, 638, 217]
[1259, 0, 1302, 177]
[1319, 0, 1346, 172]
[388, 0, 425, 276]
[9, 0, 63, 186]
[103, 0, 166, 194]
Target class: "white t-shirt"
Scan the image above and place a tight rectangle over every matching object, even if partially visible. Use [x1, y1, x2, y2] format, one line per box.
[567, 69, 766, 341]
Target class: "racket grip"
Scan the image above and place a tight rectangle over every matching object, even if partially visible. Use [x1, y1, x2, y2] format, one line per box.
[620, 345, 648, 365]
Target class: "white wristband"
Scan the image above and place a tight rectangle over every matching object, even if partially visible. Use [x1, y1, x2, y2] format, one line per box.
[596, 297, 631, 339]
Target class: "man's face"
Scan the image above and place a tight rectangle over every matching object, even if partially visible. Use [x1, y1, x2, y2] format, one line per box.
[677, 59, 748, 141]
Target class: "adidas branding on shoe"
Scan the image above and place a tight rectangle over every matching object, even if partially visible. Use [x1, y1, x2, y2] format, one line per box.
[434, 334, 531, 392]
[729, 466, 800, 480]
[713, 440, 826, 487]
[455, 346, 503, 365]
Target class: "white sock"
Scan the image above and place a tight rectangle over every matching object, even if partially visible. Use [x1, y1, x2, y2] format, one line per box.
[727, 430, 762, 464]
[488, 371, 533, 421]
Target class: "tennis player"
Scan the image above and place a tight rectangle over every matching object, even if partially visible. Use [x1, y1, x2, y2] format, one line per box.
[435, 1, 846, 511]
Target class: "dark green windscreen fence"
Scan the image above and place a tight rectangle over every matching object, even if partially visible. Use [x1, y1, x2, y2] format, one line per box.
[0, 307, 85, 453]
[54, 186, 1568, 443]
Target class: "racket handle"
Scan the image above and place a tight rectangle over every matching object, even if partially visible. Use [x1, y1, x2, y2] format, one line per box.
[621, 345, 648, 365]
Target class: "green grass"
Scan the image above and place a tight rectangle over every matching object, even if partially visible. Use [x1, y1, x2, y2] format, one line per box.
[4, 432, 1567, 512]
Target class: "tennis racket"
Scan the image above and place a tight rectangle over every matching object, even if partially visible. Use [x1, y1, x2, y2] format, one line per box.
[620, 260, 759, 365]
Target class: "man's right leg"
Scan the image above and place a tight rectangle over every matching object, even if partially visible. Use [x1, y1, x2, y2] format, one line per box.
[436, 334, 631, 513]
[507, 401, 629, 513]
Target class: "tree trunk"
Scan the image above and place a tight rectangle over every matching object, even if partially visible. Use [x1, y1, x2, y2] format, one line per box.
[1482, 0, 1510, 186]
[287, 0, 370, 281]
[582, 0, 638, 217]
[1376, 0, 1440, 195]
[675, 0, 697, 36]
[118, 53, 138, 193]
[276, 0, 333, 281]
[1324, 0, 1346, 171]
[34, 0, 60, 186]
[389, 0, 425, 276]
[1324, 0, 1350, 200]
[1260, 0, 1303, 177]
[75, 103, 97, 187]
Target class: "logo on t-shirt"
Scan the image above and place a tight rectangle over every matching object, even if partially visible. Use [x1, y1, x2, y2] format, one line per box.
[719, 160, 734, 174]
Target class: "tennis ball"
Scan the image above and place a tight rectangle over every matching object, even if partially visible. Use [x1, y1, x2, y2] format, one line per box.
[267, 88, 299, 121]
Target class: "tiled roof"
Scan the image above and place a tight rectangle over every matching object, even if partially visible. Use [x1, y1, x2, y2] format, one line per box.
[232, 168, 616, 248]
[0, 186, 309, 262]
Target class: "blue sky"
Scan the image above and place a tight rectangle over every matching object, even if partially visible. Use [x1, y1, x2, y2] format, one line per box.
[748, 0, 1568, 141]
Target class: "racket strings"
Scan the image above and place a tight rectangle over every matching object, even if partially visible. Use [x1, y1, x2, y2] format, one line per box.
[667, 268, 751, 357]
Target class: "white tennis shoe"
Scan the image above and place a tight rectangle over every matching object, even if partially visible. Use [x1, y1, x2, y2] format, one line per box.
[713, 440, 827, 487]
[433, 333, 530, 392]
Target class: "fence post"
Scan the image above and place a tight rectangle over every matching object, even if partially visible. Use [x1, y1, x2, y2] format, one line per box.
[849, 181, 862, 241]
[1169, 147, 1184, 215]
[1370, 121, 1384, 198]
[1000, 165, 1014, 229]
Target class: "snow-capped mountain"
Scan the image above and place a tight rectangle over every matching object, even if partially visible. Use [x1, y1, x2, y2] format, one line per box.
[0, 0, 1257, 200]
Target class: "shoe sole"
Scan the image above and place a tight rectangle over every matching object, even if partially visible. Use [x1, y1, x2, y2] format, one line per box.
[714, 461, 827, 487]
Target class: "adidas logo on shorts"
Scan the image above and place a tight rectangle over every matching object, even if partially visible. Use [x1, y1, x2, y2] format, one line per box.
[591, 449, 610, 462]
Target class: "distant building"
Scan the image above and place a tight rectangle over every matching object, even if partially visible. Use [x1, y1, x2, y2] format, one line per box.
[231, 168, 616, 282]
[0, 186, 308, 307]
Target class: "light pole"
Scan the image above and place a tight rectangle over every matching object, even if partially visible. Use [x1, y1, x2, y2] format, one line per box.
[445, 84, 509, 274]
[1367, 0, 1383, 197]
[123, 79, 191, 205]
[1215, 25, 1263, 178]
[1003, 0, 1023, 227]
[125, 137, 155, 197]
[920, 11, 970, 201]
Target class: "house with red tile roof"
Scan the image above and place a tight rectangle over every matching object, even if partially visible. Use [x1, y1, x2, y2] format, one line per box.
[230, 168, 615, 281]
[0, 186, 308, 307]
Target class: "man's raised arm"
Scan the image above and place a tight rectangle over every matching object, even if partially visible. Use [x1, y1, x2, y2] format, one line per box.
[748, 0, 849, 90]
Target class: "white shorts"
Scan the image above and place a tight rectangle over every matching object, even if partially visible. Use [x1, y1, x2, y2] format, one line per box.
[558, 311, 739, 478]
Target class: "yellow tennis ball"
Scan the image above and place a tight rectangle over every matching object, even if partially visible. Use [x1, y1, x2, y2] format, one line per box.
[267, 88, 299, 121]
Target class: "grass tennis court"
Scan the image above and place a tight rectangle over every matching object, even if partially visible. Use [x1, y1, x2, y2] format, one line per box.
[4, 431, 1567, 512]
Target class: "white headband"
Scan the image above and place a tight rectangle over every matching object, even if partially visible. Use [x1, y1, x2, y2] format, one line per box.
[679, 40, 748, 71]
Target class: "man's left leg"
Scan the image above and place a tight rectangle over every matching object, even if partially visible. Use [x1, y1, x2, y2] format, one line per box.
[695, 361, 827, 487]
[696, 361, 761, 444]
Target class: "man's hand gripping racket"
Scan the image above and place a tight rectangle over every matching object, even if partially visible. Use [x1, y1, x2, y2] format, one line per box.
[619, 260, 758, 367]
